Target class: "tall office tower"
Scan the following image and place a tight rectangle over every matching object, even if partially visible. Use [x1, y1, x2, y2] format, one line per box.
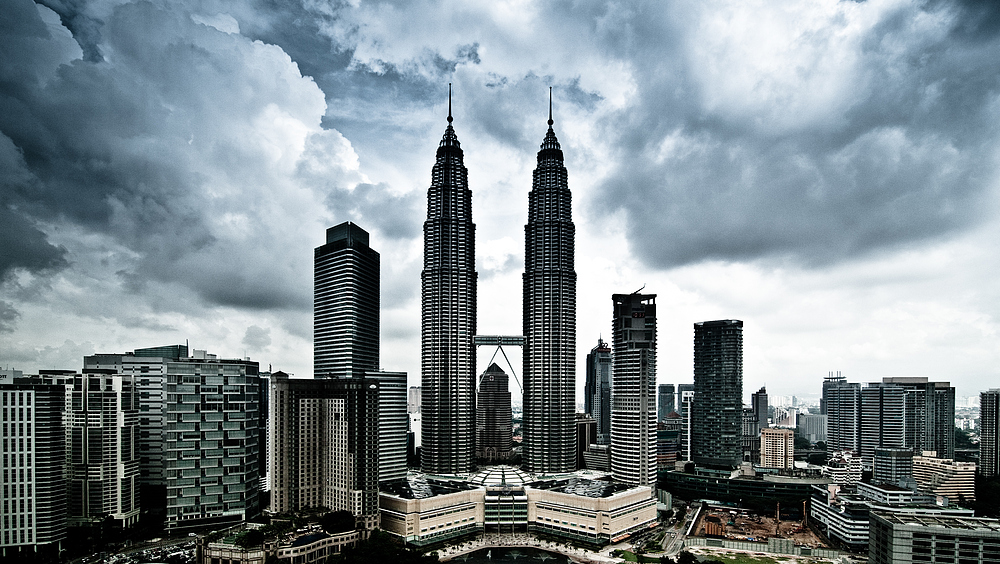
[258, 371, 271, 491]
[820, 371, 843, 415]
[407, 386, 422, 414]
[741, 408, 759, 463]
[691, 320, 744, 470]
[314, 221, 380, 379]
[523, 97, 577, 475]
[585, 338, 613, 444]
[982, 389, 1000, 477]
[164, 351, 260, 531]
[270, 372, 381, 528]
[420, 97, 477, 475]
[681, 392, 694, 461]
[825, 376, 861, 454]
[760, 428, 794, 469]
[84, 347, 187, 490]
[677, 384, 694, 417]
[658, 384, 676, 421]
[610, 293, 657, 486]
[42, 370, 140, 528]
[860, 383, 905, 471]
[883, 377, 956, 459]
[0, 379, 66, 557]
[751, 386, 768, 434]
[367, 370, 408, 484]
[476, 363, 513, 462]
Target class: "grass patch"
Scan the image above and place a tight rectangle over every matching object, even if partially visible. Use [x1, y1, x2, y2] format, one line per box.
[700, 554, 781, 564]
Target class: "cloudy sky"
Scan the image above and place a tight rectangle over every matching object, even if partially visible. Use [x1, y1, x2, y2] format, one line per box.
[2, 0, 999, 404]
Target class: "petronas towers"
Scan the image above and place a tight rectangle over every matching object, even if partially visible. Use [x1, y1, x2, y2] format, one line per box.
[420, 89, 576, 475]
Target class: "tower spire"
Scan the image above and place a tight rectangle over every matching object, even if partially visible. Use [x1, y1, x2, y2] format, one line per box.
[448, 83, 453, 123]
[548, 86, 553, 127]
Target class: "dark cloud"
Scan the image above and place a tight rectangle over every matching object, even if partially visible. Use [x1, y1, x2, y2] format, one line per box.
[36, 0, 104, 61]
[0, 301, 20, 333]
[322, 182, 422, 241]
[589, 0, 1000, 269]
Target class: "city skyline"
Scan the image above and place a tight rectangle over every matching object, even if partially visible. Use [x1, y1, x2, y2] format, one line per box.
[4, 1, 1000, 403]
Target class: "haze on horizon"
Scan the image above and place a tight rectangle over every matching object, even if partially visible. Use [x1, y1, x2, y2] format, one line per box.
[2, 0, 999, 403]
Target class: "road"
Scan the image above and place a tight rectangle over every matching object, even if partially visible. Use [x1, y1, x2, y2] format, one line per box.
[661, 507, 692, 556]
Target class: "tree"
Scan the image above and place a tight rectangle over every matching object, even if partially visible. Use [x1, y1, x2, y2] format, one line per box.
[676, 551, 699, 564]
[320, 511, 356, 534]
[815, 441, 827, 451]
[235, 529, 265, 548]
[794, 435, 812, 450]
[955, 427, 975, 449]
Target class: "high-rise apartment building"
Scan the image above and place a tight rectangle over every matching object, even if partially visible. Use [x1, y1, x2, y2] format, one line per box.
[677, 384, 694, 417]
[825, 375, 861, 454]
[751, 386, 768, 434]
[760, 428, 794, 469]
[883, 377, 956, 459]
[860, 383, 905, 471]
[691, 319, 744, 469]
[523, 97, 577, 474]
[164, 351, 260, 531]
[84, 345, 188, 490]
[872, 448, 914, 486]
[0, 379, 66, 557]
[269, 372, 380, 529]
[585, 338, 612, 445]
[610, 293, 657, 486]
[314, 222, 379, 379]
[42, 370, 140, 528]
[420, 99, 477, 475]
[407, 386, 422, 414]
[981, 389, 1000, 477]
[477, 363, 512, 462]
[658, 384, 675, 421]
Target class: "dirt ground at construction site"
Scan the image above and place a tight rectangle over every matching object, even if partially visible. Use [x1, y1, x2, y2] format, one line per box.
[694, 509, 828, 549]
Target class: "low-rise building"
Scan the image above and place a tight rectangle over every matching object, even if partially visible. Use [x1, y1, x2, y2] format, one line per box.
[912, 454, 976, 504]
[378, 467, 656, 548]
[869, 511, 1000, 564]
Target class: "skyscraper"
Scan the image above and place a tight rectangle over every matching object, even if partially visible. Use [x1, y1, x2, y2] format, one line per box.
[585, 338, 612, 445]
[42, 370, 140, 528]
[979, 389, 1000, 477]
[883, 377, 956, 459]
[610, 293, 657, 486]
[164, 351, 260, 531]
[760, 428, 794, 470]
[367, 370, 408, 485]
[658, 384, 675, 421]
[477, 363, 512, 462]
[691, 320, 744, 470]
[751, 386, 768, 434]
[677, 384, 694, 417]
[314, 221, 379, 378]
[0, 379, 66, 556]
[825, 375, 861, 454]
[421, 94, 477, 475]
[860, 383, 905, 471]
[523, 93, 577, 474]
[269, 372, 381, 529]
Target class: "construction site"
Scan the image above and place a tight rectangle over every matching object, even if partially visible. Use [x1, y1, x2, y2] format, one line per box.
[691, 504, 828, 549]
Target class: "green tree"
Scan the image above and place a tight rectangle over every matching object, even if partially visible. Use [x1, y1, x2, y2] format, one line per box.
[676, 551, 699, 564]
[955, 427, 975, 449]
[794, 435, 812, 450]
[320, 510, 356, 534]
[235, 529, 265, 548]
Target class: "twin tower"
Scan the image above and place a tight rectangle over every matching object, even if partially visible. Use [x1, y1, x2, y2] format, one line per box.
[421, 90, 577, 475]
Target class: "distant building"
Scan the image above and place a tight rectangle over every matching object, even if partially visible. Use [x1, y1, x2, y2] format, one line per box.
[0, 379, 66, 557]
[860, 383, 905, 471]
[269, 372, 380, 530]
[314, 222, 380, 379]
[164, 351, 261, 531]
[585, 339, 613, 444]
[883, 377, 956, 460]
[824, 374, 860, 454]
[610, 293, 657, 486]
[658, 384, 675, 422]
[797, 413, 827, 444]
[575, 414, 598, 470]
[477, 363, 513, 462]
[676, 384, 694, 417]
[751, 386, 768, 434]
[407, 386, 421, 414]
[691, 320, 744, 470]
[760, 428, 794, 470]
[980, 389, 1000, 477]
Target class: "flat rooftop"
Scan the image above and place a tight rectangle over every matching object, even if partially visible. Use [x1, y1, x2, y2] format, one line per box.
[875, 511, 1000, 532]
